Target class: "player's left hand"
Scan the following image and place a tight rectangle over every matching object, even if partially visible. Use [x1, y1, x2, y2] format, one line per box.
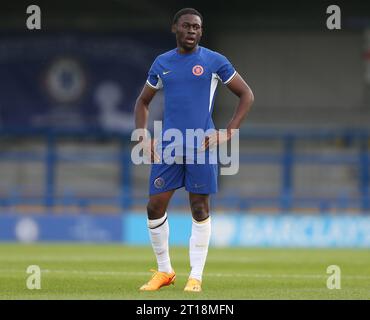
[201, 130, 230, 151]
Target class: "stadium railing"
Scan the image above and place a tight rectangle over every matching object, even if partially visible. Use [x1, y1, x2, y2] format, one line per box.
[0, 127, 369, 213]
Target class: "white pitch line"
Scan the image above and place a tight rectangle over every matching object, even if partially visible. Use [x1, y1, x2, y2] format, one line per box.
[0, 256, 278, 263]
[1, 256, 367, 266]
[0, 269, 369, 280]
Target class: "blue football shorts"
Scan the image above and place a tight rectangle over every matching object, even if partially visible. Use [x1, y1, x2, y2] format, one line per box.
[149, 148, 218, 195]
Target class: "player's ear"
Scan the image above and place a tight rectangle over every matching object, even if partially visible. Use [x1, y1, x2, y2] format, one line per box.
[171, 23, 177, 34]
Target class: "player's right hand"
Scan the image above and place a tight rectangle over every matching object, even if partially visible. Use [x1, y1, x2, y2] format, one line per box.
[142, 138, 160, 163]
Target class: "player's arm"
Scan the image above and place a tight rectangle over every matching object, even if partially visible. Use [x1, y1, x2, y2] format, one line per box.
[225, 73, 254, 135]
[134, 84, 160, 162]
[202, 73, 254, 150]
[134, 84, 157, 131]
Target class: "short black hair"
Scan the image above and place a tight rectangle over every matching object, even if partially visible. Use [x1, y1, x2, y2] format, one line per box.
[172, 8, 203, 25]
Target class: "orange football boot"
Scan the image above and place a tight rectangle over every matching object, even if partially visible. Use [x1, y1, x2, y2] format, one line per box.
[139, 269, 176, 291]
[184, 278, 202, 292]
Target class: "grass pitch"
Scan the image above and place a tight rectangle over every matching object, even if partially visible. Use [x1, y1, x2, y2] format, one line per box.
[0, 244, 369, 300]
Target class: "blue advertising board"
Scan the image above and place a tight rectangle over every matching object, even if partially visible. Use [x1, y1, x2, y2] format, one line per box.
[0, 215, 122, 242]
[209, 214, 370, 247]
[123, 212, 370, 248]
[123, 213, 192, 246]
[1, 212, 370, 247]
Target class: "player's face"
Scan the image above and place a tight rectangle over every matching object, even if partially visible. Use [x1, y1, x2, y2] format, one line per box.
[173, 14, 202, 52]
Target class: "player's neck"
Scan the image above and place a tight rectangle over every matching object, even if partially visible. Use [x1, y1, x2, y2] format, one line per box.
[177, 45, 199, 55]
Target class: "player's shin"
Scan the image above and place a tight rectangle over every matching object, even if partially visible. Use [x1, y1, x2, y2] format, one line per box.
[189, 216, 211, 281]
[147, 212, 173, 273]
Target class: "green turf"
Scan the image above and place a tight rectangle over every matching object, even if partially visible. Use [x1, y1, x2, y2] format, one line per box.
[0, 244, 369, 300]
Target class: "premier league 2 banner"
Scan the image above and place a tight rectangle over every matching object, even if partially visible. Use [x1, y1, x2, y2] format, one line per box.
[0, 32, 171, 132]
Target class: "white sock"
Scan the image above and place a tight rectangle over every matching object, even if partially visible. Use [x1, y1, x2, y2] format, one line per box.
[189, 216, 211, 281]
[147, 212, 173, 273]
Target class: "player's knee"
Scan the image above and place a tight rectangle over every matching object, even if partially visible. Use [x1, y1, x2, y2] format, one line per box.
[146, 201, 166, 220]
[191, 201, 209, 222]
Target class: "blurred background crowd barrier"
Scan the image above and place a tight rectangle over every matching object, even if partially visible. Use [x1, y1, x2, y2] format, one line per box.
[0, 0, 369, 245]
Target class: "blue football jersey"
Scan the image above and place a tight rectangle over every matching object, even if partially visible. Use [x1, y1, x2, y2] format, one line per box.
[146, 46, 236, 148]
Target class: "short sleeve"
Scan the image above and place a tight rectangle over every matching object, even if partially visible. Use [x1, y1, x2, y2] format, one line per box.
[215, 53, 237, 84]
[146, 58, 163, 90]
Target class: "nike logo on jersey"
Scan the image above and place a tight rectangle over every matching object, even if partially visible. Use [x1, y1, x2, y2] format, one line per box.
[162, 70, 171, 75]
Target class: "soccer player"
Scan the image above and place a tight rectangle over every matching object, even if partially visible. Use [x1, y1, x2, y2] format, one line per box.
[134, 8, 254, 292]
